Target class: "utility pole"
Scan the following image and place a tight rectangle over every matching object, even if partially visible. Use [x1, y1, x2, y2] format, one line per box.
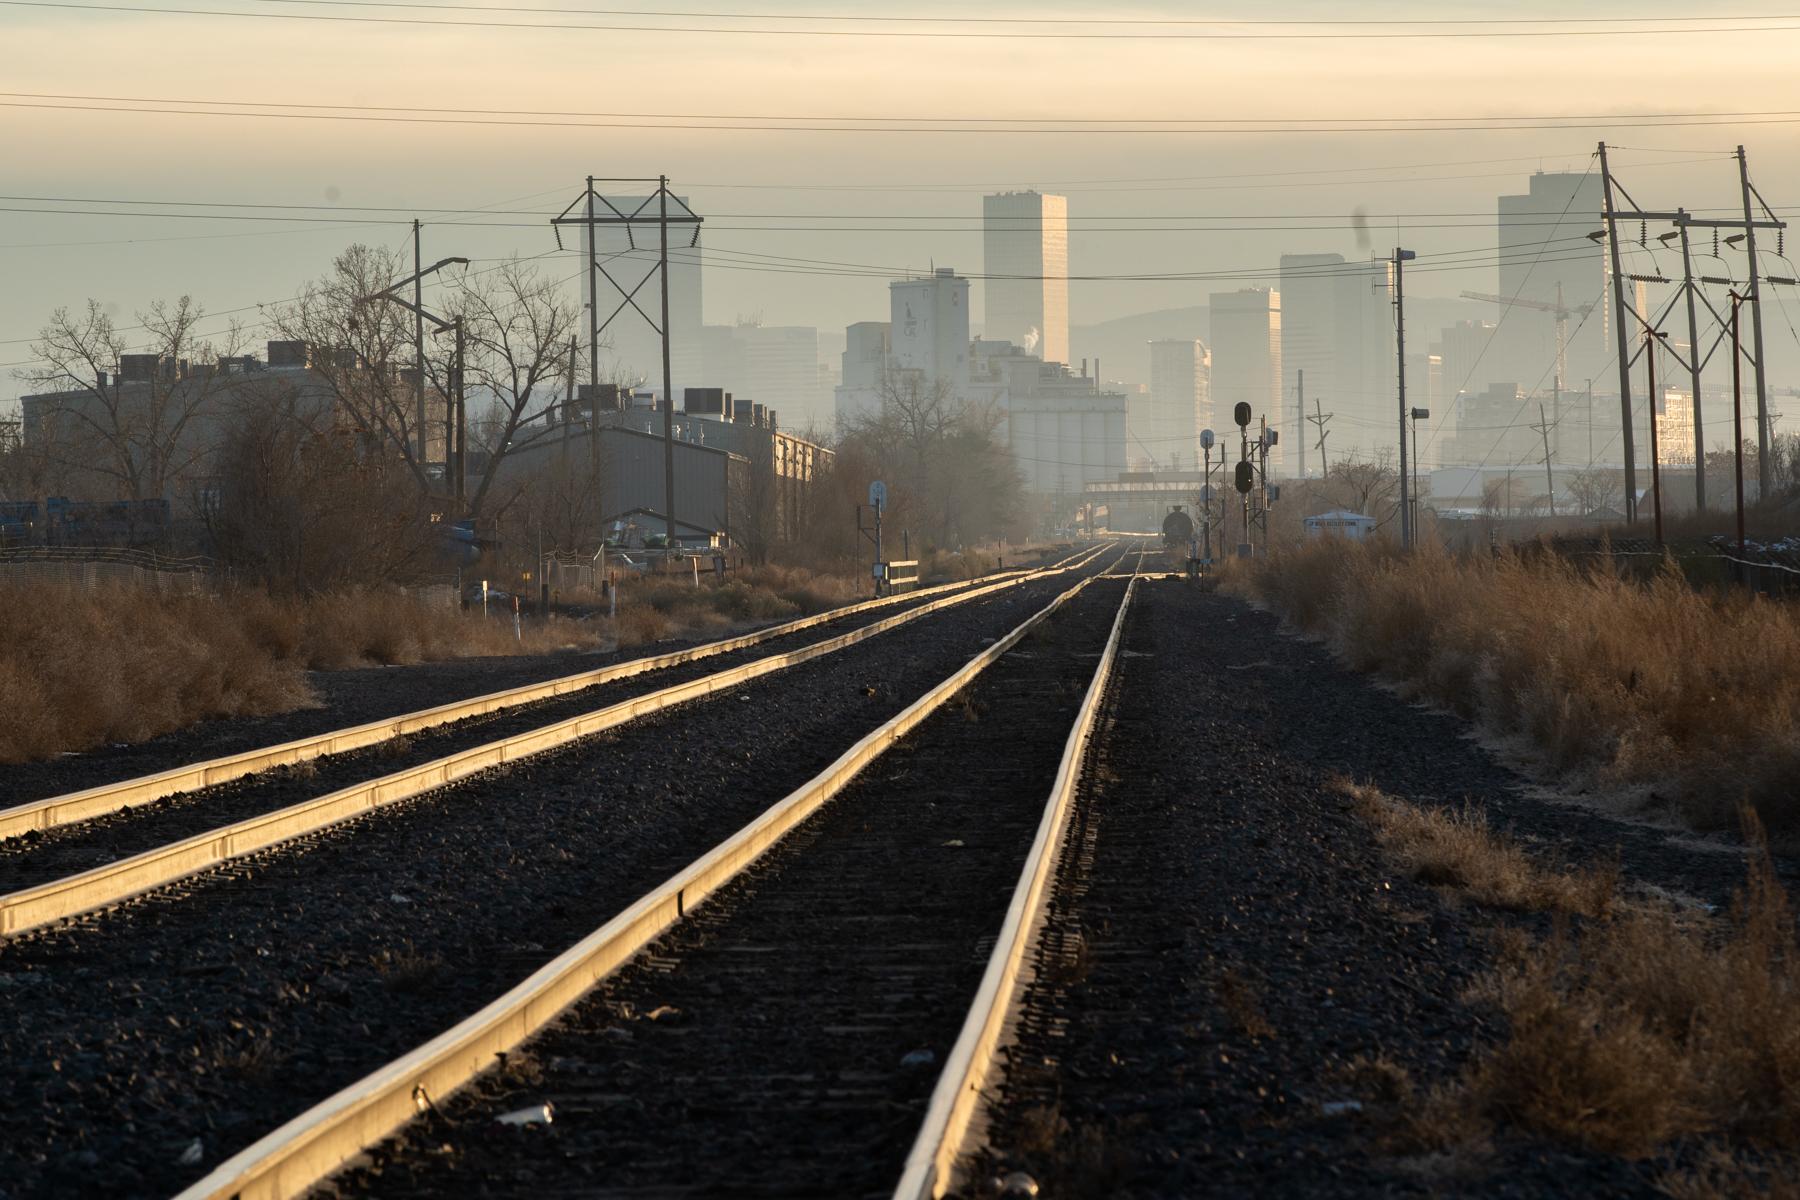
[1533, 402, 1556, 516]
[1586, 379, 1595, 469]
[659, 178, 676, 545]
[1393, 246, 1416, 549]
[412, 219, 427, 466]
[585, 178, 598, 400]
[1731, 291, 1747, 555]
[367, 248, 469, 504]
[1644, 327, 1669, 544]
[1308, 400, 1333, 478]
[1737, 145, 1774, 497]
[1677, 212, 1707, 511]
[562, 334, 576, 463]
[1296, 369, 1306, 480]
[1597, 143, 1639, 522]
[452, 315, 465, 506]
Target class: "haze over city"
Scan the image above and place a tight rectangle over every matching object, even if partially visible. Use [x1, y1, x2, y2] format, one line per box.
[6, 7, 1800, 1200]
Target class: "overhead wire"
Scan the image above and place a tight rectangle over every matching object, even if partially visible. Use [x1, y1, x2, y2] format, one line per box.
[9, 0, 1800, 39]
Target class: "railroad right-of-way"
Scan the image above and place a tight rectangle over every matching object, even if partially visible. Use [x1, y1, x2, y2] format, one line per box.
[0, 547, 1122, 1200]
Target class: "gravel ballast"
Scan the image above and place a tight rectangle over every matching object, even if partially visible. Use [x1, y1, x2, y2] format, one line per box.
[0, 560, 1110, 1200]
[970, 580, 1771, 1198]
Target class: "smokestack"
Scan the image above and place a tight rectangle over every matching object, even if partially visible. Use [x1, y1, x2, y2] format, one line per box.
[1081, 357, 1088, 377]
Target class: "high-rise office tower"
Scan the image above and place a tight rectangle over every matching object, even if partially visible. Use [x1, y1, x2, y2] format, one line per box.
[1209, 289, 1284, 475]
[581, 195, 703, 397]
[1142, 339, 1210, 473]
[1279, 254, 1394, 468]
[983, 191, 1069, 363]
[1493, 171, 1605, 393]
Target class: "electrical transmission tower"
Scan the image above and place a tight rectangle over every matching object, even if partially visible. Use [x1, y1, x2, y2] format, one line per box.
[1597, 142, 1785, 516]
[552, 178, 703, 544]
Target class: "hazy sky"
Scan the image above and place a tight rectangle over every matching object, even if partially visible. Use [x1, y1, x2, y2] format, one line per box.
[6, 0, 1800, 396]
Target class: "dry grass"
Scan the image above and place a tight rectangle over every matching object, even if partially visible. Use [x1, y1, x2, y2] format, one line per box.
[0, 583, 317, 765]
[0, 581, 602, 764]
[0, 566, 869, 764]
[1236, 539, 1800, 831]
[1340, 780, 1616, 916]
[1380, 797, 1800, 1176]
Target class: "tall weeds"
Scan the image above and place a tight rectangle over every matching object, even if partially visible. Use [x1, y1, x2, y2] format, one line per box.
[0, 566, 863, 765]
[1235, 540, 1800, 830]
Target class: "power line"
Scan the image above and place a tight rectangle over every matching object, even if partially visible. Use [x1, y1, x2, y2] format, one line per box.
[10, 0, 1800, 39]
[5, 92, 1797, 129]
[12, 96, 1800, 135]
[69, 3, 1800, 29]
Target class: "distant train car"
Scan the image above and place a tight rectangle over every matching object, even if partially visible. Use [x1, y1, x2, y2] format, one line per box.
[1161, 506, 1195, 550]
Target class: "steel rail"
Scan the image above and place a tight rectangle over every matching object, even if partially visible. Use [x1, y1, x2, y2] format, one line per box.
[0, 545, 1097, 843]
[0, 544, 1114, 937]
[894, 555, 1140, 1200]
[171, 554, 1130, 1200]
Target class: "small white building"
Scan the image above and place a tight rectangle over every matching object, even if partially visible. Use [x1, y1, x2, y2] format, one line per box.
[1304, 509, 1376, 540]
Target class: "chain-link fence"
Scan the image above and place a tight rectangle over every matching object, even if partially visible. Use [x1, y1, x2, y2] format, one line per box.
[0, 547, 212, 595]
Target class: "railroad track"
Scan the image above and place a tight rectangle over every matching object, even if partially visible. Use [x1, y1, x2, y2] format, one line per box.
[1, 546, 1136, 1199]
[166, 548, 1143, 1200]
[0, 543, 1112, 937]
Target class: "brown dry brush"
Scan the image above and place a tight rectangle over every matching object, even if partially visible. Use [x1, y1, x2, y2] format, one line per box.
[0, 566, 863, 764]
[1433, 830, 1800, 1180]
[1238, 539, 1800, 831]
[1355, 787, 1800, 1185]
[0, 582, 590, 764]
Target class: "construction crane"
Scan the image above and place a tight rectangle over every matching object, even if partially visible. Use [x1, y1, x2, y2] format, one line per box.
[1459, 283, 1595, 389]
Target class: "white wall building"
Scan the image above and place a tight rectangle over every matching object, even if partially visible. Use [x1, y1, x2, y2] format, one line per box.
[890, 267, 971, 387]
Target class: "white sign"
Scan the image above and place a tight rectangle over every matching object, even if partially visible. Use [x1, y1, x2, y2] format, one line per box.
[868, 480, 888, 509]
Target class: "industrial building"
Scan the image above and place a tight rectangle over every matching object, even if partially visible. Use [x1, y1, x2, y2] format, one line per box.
[502, 383, 833, 552]
[19, 339, 451, 512]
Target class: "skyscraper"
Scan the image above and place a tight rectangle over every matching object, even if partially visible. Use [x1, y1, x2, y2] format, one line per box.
[983, 191, 1069, 363]
[1279, 254, 1394, 468]
[1142, 339, 1209, 473]
[1493, 171, 1605, 393]
[580, 195, 702, 397]
[1209, 289, 1283, 475]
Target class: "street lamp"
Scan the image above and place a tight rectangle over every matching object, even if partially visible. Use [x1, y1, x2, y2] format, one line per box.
[366, 256, 470, 505]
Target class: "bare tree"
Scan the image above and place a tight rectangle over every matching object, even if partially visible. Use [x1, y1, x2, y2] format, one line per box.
[1565, 468, 1623, 517]
[205, 383, 440, 593]
[453, 261, 580, 517]
[842, 372, 1023, 551]
[1322, 452, 1401, 530]
[267, 244, 442, 495]
[22, 297, 244, 503]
